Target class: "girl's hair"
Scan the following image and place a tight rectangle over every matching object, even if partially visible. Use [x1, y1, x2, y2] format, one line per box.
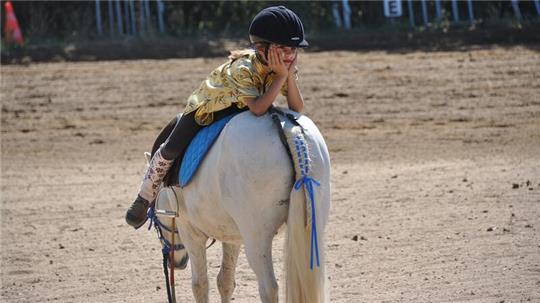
[228, 48, 253, 60]
[228, 42, 269, 61]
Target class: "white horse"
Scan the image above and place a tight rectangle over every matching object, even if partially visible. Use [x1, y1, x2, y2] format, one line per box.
[153, 108, 331, 303]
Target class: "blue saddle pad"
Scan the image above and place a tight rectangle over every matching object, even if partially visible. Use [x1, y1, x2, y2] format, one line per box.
[179, 114, 237, 187]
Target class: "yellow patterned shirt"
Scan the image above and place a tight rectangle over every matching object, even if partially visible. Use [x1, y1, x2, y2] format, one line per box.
[184, 49, 290, 125]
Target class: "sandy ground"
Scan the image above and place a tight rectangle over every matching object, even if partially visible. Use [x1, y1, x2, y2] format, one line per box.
[2, 46, 540, 302]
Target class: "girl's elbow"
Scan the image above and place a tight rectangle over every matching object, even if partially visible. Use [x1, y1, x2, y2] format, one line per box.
[246, 98, 273, 116]
[248, 106, 266, 117]
[246, 100, 264, 116]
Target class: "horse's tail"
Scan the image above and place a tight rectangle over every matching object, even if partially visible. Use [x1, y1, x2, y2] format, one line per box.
[285, 132, 330, 303]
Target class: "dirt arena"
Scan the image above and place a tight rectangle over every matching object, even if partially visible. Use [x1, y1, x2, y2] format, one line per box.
[2, 46, 540, 302]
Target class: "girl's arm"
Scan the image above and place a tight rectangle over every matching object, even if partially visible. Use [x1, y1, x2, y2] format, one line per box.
[245, 48, 288, 116]
[285, 57, 304, 113]
[245, 76, 287, 116]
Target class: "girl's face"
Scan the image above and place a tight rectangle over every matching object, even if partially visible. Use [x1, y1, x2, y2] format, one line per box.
[257, 43, 297, 67]
[270, 44, 297, 65]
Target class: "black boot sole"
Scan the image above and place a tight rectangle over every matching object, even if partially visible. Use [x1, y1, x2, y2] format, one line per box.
[126, 214, 148, 230]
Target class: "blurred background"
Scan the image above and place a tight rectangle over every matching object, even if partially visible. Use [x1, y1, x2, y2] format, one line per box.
[2, 2, 540, 302]
[2, 0, 539, 63]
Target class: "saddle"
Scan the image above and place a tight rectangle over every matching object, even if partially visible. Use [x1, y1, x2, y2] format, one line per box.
[153, 107, 303, 188]
[179, 114, 238, 187]
[151, 113, 240, 188]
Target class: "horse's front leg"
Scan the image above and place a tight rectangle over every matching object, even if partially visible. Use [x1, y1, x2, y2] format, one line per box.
[177, 222, 209, 303]
[217, 242, 240, 303]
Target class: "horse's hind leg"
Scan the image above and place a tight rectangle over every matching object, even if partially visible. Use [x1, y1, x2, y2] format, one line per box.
[244, 235, 278, 303]
[217, 242, 240, 303]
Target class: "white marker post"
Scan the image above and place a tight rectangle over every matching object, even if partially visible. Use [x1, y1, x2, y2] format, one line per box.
[467, 0, 475, 24]
[342, 0, 352, 29]
[332, 2, 342, 28]
[95, 0, 103, 36]
[451, 0, 460, 23]
[511, 0, 523, 23]
[129, 0, 136, 36]
[115, 0, 123, 35]
[138, 0, 145, 34]
[435, 0, 443, 21]
[384, 0, 403, 19]
[157, 0, 165, 34]
[144, 0, 151, 27]
[421, 0, 429, 26]
[108, 0, 114, 36]
[407, 0, 415, 28]
[123, 0, 130, 35]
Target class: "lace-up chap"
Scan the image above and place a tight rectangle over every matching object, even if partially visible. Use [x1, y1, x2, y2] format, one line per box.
[126, 148, 173, 229]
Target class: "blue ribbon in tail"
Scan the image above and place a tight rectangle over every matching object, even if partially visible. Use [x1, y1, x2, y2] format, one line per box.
[294, 175, 321, 270]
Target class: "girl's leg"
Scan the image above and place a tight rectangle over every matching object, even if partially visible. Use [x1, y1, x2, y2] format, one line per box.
[151, 114, 181, 158]
[126, 111, 202, 229]
[160, 111, 202, 161]
[126, 106, 246, 229]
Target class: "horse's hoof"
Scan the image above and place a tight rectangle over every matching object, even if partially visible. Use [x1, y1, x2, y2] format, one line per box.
[125, 196, 149, 229]
[173, 254, 189, 269]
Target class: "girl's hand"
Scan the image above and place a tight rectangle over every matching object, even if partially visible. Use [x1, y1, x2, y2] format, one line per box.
[268, 47, 288, 78]
[287, 54, 298, 79]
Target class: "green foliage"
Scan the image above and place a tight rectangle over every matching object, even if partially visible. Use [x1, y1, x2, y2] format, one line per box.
[3, 0, 539, 44]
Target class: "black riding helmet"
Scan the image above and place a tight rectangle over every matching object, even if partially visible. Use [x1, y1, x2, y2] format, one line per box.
[249, 6, 308, 48]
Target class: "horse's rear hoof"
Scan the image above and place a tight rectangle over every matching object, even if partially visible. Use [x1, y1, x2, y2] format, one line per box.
[173, 254, 189, 269]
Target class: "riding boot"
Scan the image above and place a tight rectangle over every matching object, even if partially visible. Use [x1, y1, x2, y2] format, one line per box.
[125, 148, 173, 229]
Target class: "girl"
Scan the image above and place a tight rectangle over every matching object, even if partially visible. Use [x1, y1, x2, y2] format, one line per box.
[126, 5, 308, 228]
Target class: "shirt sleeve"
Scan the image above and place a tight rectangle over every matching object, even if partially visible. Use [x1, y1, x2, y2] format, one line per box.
[229, 62, 260, 105]
[280, 81, 288, 96]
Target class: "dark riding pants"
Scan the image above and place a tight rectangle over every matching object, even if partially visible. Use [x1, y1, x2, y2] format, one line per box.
[152, 106, 247, 162]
